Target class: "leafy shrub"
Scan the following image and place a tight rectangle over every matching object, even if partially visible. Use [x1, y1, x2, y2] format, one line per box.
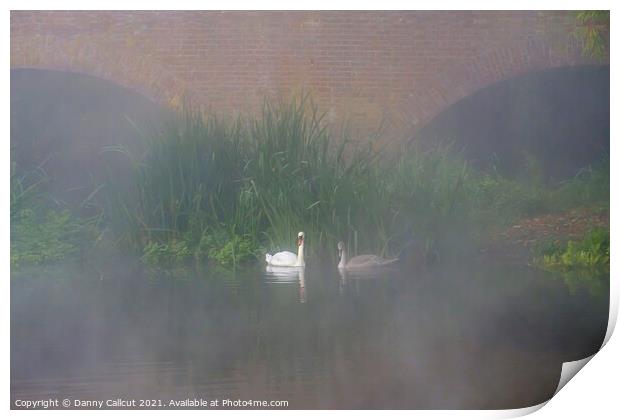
[534, 228, 610, 271]
[207, 234, 258, 266]
[11, 163, 100, 268]
[142, 240, 192, 266]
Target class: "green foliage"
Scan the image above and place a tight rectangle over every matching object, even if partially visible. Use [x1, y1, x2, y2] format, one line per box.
[141, 240, 192, 266]
[469, 173, 548, 219]
[13, 113, 608, 270]
[574, 11, 610, 60]
[12, 209, 77, 267]
[141, 229, 259, 267]
[10, 163, 47, 220]
[102, 96, 610, 267]
[200, 232, 259, 266]
[534, 228, 610, 272]
[11, 163, 100, 268]
[193, 229, 259, 266]
[467, 157, 608, 222]
[11, 208, 99, 268]
[549, 159, 609, 211]
[104, 95, 379, 263]
[245, 97, 380, 255]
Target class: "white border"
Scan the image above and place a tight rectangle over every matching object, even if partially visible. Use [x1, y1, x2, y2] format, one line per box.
[4, 1, 617, 418]
[0, 1, 616, 11]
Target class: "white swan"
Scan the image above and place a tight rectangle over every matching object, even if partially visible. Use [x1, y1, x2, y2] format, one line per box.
[337, 241, 398, 269]
[266, 232, 305, 267]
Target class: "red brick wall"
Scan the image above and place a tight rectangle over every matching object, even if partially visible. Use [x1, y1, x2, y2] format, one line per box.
[10, 11, 598, 143]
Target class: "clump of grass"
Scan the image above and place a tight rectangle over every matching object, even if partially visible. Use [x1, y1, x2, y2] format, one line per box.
[470, 174, 549, 218]
[141, 227, 261, 267]
[196, 231, 260, 266]
[101, 95, 610, 267]
[104, 96, 382, 264]
[534, 228, 610, 272]
[465, 157, 608, 222]
[574, 11, 610, 60]
[142, 240, 192, 266]
[11, 162, 100, 268]
[548, 159, 609, 211]
[245, 97, 380, 255]
[12, 209, 83, 267]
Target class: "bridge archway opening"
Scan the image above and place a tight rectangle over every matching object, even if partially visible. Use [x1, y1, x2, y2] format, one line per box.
[11, 68, 166, 209]
[414, 65, 609, 182]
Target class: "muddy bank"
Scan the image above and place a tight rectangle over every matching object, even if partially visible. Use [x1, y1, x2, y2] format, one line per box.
[480, 207, 609, 265]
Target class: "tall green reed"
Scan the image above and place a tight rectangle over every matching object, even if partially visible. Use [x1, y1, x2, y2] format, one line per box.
[103, 96, 389, 262]
[101, 95, 609, 266]
[246, 96, 381, 256]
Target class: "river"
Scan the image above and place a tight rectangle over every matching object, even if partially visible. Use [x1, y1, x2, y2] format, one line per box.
[11, 259, 608, 409]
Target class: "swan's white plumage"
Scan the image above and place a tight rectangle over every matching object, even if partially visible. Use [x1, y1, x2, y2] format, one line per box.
[265, 251, 298, 267]
[266, 232, 305, 267]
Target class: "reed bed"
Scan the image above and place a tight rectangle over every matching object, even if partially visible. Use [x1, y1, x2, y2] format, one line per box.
[96, 96, 609, 266]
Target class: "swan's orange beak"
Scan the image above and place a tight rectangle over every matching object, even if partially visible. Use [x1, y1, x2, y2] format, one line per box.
[297, 237, 303, 246]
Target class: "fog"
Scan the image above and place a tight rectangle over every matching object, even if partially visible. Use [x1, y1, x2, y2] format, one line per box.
[417, 66, 610, 182]
[11, 260, 608, 408]
[10, 66, 609, 409]
[11, 69, 165, 210]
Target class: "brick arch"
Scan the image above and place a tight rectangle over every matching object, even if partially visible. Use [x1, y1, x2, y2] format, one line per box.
[403, 38, 597, 136]
[11, 33, 189, 107]
[11, 11, 608, 144]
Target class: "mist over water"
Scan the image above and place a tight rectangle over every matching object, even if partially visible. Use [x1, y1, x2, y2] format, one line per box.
[10, 259, 607, 409]
[10, 66, 609, 409]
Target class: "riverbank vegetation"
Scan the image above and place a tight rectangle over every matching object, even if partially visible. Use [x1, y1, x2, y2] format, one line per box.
[534, 227, 610, 272]
[11, 96, 609, 269]
[574, 11, 610, 61]
[10, 162, 100, 267]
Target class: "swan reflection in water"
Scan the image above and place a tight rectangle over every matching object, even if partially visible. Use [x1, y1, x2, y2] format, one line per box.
[338, 266, 400, 295]
[265, 266, 306, 303]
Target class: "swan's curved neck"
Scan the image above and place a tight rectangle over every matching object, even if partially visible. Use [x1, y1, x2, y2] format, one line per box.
[338, 249, 347, 268]
[297, 242, 305, 267]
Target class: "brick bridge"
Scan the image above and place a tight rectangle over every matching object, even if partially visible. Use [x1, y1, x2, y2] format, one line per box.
[10, 11, 602, 142]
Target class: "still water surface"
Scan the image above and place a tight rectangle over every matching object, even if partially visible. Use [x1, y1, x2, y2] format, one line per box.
[11, 259, 608, 409]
